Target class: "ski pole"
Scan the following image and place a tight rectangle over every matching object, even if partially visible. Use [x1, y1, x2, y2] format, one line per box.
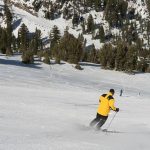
[105, 112, 117, 131]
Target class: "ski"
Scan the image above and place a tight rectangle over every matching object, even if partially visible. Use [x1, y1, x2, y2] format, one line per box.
[101, 129, 123, 133]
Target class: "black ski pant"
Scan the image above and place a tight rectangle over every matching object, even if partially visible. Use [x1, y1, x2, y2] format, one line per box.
[90, 113, 108, 129]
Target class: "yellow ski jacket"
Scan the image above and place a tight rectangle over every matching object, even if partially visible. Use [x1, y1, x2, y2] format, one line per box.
[97, 92, 117, 116]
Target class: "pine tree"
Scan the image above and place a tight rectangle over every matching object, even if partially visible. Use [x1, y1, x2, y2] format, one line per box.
[99, 43, 116, 69]
[147, 21, 150, 45]
[0, 28, 7, 54]
[4, 0, 13, 55]
[31, 28, 42, 55]
[49, 5, 55, 20]
[72, 13, 79, 28]
[86, 0, 93, 7]
[44, 2, 55, 20]
[43, 51, 50, 64]
[63, 7, 69, 19]
[45, 11, 50, 19]
[22, 50, 34, 64]
[119, 0, 128, 19]
[125, 45, 137, 73]
[59, 28, 70, 61]
[50, 25, 61, 58]
[12, 35, 17, 52]
[107, 46, 116, 69]
[87, 14, 95, 33]
[94, 0, 101, 12]
[58, 32, 83, 64]
[18, 24, 34, 64]
[18, 23, 29, 52]
[88, 44, 98, 63]
[99, 26, 105, 42]
[68, 37, 83, 64]
[115, 41, 128, 71]
[81, 21, 86, 34]
[32, 0, 42, 12]
[99, 44, 110, 68]
[52, 44, 61, 64]
[137, 55, 149, 73]
[146, 0, 150, 15]
[50, 25, 61, 48]
[136, 38, 143, 52]
[104, 0, 128, 28]
[78, 34, 84, 46]
[126, 22, 138, 45]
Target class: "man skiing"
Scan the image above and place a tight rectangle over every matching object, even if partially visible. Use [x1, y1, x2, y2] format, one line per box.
[90, 89, 119, 130]
[120, 89, 123, 96]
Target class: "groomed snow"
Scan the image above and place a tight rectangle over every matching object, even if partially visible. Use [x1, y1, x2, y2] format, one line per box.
[0, 54, 150, 150]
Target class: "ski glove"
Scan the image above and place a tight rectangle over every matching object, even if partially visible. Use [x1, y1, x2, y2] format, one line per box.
[115, 108, 119, 112]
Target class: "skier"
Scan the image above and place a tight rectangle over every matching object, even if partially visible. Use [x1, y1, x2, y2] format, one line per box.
[120, 89, 123, 96]
[90, 89, 119, 130]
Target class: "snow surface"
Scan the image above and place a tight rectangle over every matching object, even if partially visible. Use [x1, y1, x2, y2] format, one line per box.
[0, 54, 150, 150]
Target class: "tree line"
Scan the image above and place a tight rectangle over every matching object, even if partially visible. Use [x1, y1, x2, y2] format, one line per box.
[0, 0, 150, 73]
[99, 42, 150, 73]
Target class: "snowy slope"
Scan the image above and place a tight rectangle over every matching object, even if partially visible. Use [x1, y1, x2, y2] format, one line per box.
[128, 0, 149, 19]
[0, 54, 150, 150]
[0, 0, 149, 49]
[10, 0, 102, 48]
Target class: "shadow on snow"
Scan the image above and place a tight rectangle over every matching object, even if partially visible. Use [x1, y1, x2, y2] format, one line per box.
[12, 18, 22, 30]
[0, 57, 42, 69]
